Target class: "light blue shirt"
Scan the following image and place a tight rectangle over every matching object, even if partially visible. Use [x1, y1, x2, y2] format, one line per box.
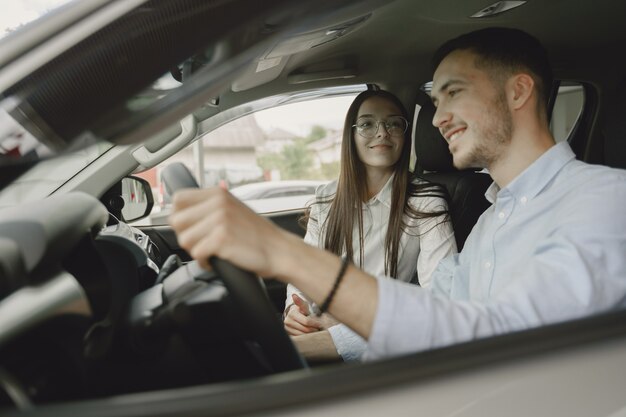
[365, 142, 626, 360]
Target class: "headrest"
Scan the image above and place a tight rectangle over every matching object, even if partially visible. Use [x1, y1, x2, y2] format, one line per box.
[413, 91, 455, 173]
[603, 78, 626, 170]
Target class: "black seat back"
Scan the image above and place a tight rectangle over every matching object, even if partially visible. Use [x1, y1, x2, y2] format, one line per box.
[602, 78, 626, 170]
[413, 93, 492, 250]
[161, 162, 200, 197]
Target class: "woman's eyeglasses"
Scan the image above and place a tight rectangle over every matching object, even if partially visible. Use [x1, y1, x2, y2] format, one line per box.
[352, 116, 409, 138]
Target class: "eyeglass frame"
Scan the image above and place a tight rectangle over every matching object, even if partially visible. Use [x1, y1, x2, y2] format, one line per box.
[351, 116, 410, 138]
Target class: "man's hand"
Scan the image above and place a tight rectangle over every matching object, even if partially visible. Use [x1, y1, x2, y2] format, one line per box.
[169, 188, 294, 277]
[168, 187, 378, 341]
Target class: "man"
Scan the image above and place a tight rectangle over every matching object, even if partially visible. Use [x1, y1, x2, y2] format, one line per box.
[170, 28, 626, 361]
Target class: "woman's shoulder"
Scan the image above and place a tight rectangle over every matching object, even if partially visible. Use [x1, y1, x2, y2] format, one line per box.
[315, 179, 338, 198]
[306, 181, 337, 215]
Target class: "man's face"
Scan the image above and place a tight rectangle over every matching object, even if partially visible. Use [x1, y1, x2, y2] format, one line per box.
[431, 49, 513, 170]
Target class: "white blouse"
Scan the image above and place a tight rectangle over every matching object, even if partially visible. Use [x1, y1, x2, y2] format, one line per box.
[285, 175, 457, 361]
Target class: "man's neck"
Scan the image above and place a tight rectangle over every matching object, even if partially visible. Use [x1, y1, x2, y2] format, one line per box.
[488, 128, 556, 188]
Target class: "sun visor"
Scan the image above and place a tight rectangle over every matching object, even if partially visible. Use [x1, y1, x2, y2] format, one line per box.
[232, 13, 370, 92]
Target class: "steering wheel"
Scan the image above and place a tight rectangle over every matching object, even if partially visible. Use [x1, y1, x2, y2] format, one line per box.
[209, 257, 307, 372]
[159, 163, 305, 371]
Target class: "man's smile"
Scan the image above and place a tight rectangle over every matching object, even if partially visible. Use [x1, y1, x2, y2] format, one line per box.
[443, 126, 466, 143]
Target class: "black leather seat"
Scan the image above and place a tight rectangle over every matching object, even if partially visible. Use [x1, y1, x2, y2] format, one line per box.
[602, 78, 626, 170]
[412, 93, 492, 250]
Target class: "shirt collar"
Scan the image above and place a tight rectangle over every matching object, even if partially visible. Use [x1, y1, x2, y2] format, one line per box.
[367, 173, 394, 208]
[485, 142, 576, 203]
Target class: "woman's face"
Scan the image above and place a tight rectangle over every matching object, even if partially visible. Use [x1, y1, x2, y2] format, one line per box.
[353, 96, 406, 174]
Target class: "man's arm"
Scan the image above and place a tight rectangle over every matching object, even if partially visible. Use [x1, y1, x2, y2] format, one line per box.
[291, 331, 341, 363]
[169, 188, 379, 340]
[169, 185, 626, 362]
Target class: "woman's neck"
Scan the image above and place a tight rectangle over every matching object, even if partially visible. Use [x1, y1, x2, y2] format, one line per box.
[365, 169, 393, 200]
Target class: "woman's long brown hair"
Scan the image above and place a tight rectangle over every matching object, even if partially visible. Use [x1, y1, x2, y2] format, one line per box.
[306, 90, 449, 278]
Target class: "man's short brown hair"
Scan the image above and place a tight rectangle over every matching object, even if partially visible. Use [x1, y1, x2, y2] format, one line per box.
[432, 27, 553, 115]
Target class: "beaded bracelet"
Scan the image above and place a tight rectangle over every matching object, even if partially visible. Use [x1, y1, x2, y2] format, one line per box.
[316, 257, 349, 316]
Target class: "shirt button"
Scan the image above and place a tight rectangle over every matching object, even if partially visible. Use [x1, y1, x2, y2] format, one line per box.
[520, 196, 528, 204]
[498, 211, 505, 219]
[484, 261, 492, 269]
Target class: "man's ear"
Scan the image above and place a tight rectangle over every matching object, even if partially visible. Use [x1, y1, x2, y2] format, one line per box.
[507, 73, 535, 111]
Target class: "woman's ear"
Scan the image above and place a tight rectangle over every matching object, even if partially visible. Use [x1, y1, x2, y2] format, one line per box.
[507, 73, 535, 111]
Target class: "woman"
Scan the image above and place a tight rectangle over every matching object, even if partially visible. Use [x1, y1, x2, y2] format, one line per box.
[283, 90, 457, 362]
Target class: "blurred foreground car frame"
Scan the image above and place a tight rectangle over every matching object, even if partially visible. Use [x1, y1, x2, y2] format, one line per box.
[0, 0, 626, 416]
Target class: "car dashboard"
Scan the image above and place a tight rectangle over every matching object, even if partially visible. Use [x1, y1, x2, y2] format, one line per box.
[0, 191, 302, 407]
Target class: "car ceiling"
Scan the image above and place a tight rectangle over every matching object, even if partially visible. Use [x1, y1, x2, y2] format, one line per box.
[193, 0, 626, 132]
[4, 0, 626, 155]
[236, 0, 626, 97]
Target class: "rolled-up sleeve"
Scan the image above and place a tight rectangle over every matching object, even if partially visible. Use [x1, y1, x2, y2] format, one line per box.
[328, 324, 367, 362]
[363, 218, 626, 361]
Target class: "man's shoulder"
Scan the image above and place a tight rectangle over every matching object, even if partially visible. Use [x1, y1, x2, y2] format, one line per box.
[565, 159, 626, 188]
[547, 160, 626, 222]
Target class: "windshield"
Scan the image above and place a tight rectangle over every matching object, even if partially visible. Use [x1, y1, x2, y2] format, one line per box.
[0, 0, 366, 209]
[0, 141, 113, 209]
[0, 0, 109, 195]
[0, 0, 76, 161]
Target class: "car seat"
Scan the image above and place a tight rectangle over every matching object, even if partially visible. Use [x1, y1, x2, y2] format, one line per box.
[160, 161, 200, 198]
[412, 92, 492, 250]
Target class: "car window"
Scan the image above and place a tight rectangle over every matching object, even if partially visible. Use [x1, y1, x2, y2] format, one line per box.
[550, 83, 585, 142]
[265, 188, 310, 198]
[137, 87, 365, 225]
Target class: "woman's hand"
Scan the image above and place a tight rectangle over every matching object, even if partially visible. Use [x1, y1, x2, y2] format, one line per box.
[284, 294, 339, 335]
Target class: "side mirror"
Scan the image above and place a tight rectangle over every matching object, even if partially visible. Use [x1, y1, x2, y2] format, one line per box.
[120, 176, 154, 223]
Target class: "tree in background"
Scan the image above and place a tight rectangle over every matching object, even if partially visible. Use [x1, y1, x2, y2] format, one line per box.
[258, 125, 339, 180]
[320, 161, 340, 179]
[304, 125, 327, 144]
[257, 153, 282, 175]
[281, 140, 314, 179]
[258, 139, 314, 180]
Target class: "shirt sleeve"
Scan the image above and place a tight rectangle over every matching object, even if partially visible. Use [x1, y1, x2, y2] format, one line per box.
[327, 324, 367, 362]
[414, 195, 458, 288]
[364, 180, 626, 360]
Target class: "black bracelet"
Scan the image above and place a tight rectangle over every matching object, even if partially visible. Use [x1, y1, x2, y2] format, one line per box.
[316, 257, 349, 316]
